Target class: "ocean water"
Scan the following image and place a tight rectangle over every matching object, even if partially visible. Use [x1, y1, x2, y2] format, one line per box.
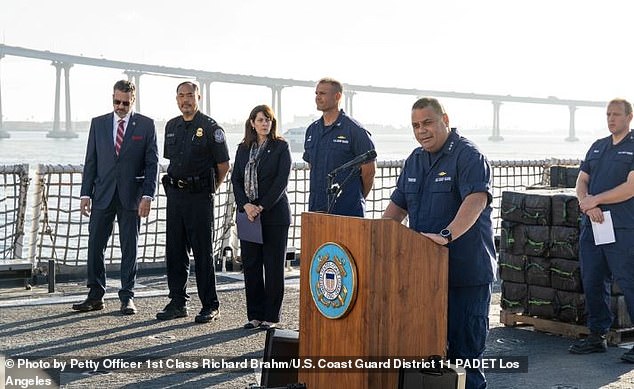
[0, 127, 600, 167]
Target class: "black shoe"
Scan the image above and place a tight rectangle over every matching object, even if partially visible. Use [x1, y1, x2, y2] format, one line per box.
[621, 346, 634, 363]
[569, 333, 607, 354]
[120, 299, 137, 315]
[156, 302, 188, 320]
[72, 298, 104, 312]
[195, 308, 219, 323]
[243, 320, 261, 329]
[260, 321, 277, 331]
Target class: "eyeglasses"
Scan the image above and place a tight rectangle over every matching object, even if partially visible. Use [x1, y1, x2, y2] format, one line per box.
[113, 99, 131, 107]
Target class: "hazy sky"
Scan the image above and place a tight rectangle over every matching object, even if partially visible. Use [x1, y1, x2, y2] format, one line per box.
[0, 0, 631, 133]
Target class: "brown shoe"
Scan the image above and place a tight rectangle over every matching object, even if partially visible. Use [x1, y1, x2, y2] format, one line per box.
[120, 300, 137, 315]
[72, 298, 104, 312]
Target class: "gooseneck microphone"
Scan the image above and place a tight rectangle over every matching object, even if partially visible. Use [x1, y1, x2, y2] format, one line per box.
[328, 149, 377, 178]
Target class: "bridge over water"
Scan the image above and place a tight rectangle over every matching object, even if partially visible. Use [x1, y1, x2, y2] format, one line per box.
[0, 44, 606, 140]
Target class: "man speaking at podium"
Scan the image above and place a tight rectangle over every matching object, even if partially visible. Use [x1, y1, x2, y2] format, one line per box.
[383, 97, 496, 389]
[303, 77, 376, 216]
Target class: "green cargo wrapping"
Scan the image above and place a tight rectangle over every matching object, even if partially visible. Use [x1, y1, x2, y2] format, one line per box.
[499, 188, 632, 333]
[526, 256, 551, 287]
[498, 253, 527, 284]
[549, 226, 579, 259]
[528, 285, 556, 319]
[556, 290, 585, 324]
[549, 166, 580, 188]
[501, 191, 551, 225]
[501, 281, 527, 314]
[550, 258, 583, 292]
[500, 222, 550, 257]
[551, 193, 581, 227]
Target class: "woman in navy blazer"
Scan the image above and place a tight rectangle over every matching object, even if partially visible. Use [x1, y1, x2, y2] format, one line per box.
[232, 105, 292, 330]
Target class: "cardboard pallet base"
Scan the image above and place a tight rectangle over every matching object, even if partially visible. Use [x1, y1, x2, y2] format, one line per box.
[500, 310, 634, 346]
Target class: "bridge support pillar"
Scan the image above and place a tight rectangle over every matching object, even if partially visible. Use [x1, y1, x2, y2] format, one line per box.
[270, 85, 283, 128]
[566, 105, 579, 142]
[197, 78, 213, 115]
[0, 54, 8, 138]
[489, 100, 503, 141]
[48, 61, 77, 138]
[124, 70, 143, 112]
[344, 90, 355, 117]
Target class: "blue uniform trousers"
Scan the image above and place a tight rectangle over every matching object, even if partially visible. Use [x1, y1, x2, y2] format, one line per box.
[448, 284, 491, 389]
[580, 227, 634, 334]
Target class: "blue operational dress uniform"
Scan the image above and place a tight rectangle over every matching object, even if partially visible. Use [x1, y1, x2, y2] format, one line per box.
[303, 109, 375, 216]
[579, 132, 634, 335]
[390, 128, 497, 389]
[163, 111, 230, 311]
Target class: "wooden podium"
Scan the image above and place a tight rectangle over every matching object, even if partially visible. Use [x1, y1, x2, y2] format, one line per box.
[299, 212, 449, 388]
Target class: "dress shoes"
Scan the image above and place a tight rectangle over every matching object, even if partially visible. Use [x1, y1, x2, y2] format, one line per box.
[72, 298, 104, 312]
[195, 308, 219, 324]
[569, 333, 607, 354]
[120, 299, 137, 315]
[260, 321, 277, 331]
[156, 302, 188, 320]
[243, 319, 261, 329]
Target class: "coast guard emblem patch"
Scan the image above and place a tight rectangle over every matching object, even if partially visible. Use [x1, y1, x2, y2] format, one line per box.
[309, 242, 357, 319]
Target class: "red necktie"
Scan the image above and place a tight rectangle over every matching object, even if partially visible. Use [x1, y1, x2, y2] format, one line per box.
[115, 119, 125, 156]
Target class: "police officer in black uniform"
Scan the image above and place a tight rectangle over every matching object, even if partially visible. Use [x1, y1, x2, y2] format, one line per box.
[156, 81, 230, 324]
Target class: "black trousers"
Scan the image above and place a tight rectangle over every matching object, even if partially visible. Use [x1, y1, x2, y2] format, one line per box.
[165, 187, 219, 310]
[87, 191, 140, 301]
[240, 224, 289, 323]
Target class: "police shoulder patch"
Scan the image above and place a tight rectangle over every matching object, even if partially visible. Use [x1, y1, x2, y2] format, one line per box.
[213, 128, 226, 143]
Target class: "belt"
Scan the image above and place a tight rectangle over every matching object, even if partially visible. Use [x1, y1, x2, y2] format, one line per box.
[169, 177, 188, 189]
[163, 175, 211, 190]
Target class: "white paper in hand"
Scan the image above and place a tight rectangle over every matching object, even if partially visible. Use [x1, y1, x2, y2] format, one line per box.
[591, 210, 616, 245]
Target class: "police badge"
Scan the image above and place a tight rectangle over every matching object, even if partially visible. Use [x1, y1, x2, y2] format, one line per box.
[196, 128, 204, 137]
[309, 242, 357, 319]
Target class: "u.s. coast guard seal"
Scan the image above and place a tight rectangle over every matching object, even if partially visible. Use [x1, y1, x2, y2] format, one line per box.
[309, 242, 357, 319]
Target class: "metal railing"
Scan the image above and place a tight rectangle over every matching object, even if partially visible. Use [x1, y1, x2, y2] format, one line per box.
[0, 164, 29, 259]
[0, 158, 580, 270]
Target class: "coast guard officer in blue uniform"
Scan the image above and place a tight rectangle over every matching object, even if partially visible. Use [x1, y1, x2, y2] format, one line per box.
[569, 98, 634, 363]
[156, 81, 230, 324]
[383, 97, 496, 389]
[303, 77, 375, 216]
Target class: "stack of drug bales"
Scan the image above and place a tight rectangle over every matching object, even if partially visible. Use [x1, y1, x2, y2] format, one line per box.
[499, 189, 585, 323]
[499, 183, 632, 329]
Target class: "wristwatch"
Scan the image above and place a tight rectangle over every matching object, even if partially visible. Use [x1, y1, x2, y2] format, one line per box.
[440, 228, 453, 243]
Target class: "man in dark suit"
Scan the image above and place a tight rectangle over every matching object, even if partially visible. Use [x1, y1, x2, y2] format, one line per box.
[73, 80, 159, 315]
